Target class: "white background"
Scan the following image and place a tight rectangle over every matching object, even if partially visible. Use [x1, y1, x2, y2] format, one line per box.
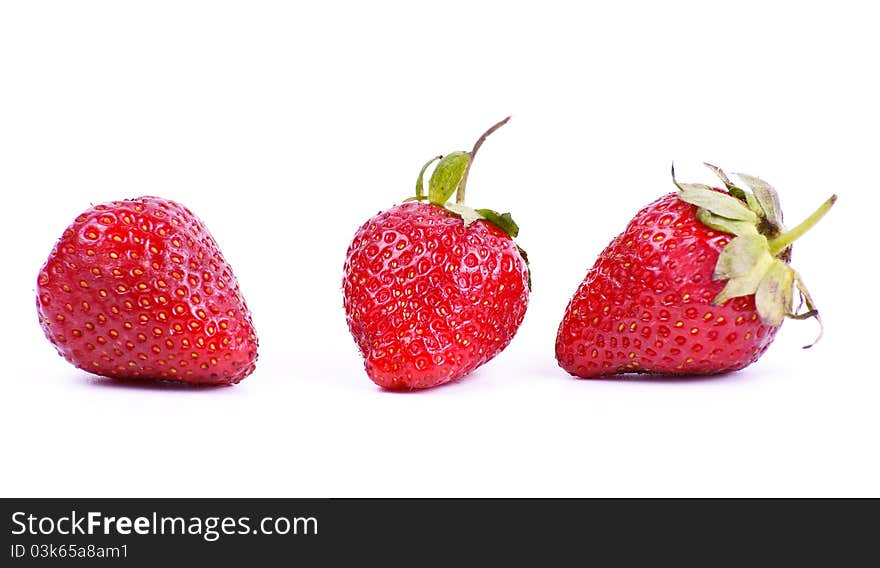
[1, 1, 877, 497]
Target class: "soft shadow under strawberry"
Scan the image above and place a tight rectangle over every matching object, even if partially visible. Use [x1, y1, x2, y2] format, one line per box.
[581, 369, 750, 384]
[85, 375, 234, 391]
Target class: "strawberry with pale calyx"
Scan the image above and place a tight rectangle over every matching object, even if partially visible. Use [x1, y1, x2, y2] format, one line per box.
[343, 117, 530, 390]
[555, 164, 835, 378]
[37, 197, 258, 385]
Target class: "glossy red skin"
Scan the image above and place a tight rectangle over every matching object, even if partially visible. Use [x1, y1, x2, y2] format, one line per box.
[344, 202, 529, 390]
[37, 197, 258, 385]
[556, 192, 778, 378]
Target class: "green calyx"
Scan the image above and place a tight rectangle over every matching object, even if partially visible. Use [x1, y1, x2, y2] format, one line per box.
[408, 117, 530, 288]
[674, 163, 836, 347]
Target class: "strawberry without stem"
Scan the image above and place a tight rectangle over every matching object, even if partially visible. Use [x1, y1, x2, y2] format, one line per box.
[343, 118, 530, 390]
[555, 164, 835, 378]
[37, 197, 258, 385]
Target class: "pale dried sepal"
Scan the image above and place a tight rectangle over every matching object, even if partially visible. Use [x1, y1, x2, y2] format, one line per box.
[712, 252, 774, 305]
[714, 233, 771, 280]
[743, 191, 764, 218]
[697, 209, 760, 237]
[443, 202, 484, 227]
[703, 163, 736, 191]
[735, 172, 784, 229]
[755, 259, 795, 326]
[678, 186, 758, 222]
[792, 271, 823, 348]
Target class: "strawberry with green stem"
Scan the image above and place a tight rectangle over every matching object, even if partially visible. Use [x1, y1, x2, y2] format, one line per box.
[555, 164, 835, 378]
[343, 117, 530, 390]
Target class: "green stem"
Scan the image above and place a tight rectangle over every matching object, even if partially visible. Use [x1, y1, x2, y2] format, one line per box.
[456, 116, 511, 205]
[768, 194, 837, 256]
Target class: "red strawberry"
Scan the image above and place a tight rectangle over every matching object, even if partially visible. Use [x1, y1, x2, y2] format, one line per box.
[343, 118, 530, 390]
[555, 164, 835, 378]
[37, 197, 258, 385]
